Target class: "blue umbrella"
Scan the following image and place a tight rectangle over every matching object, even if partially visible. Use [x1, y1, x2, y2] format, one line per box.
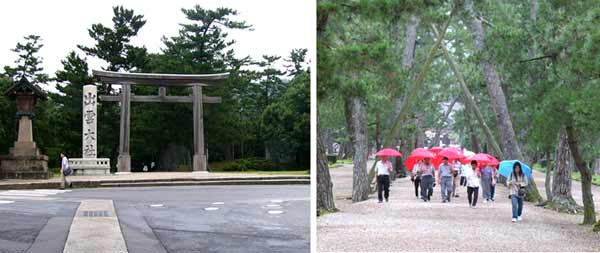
[498, 160, 532, 179]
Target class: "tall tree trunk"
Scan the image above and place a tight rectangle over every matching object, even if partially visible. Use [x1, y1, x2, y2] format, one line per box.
[375, 112, 382, 151]
[464, 0, 521, 160]
[464, 0, 542, 202]
[431, 97, 458, 148]
[317, 117, 336, 215]
[393, 14, 419, 179]
[565, 124, 596, 224]
[369, 8, 456, 185]
[544, 149, 552, 201]
[344, 94, 369, 202]
[415, 112, 425, 148]
[432, 25, 502, 156]
[464, 109, 480, 153]
[548, 129, 581, 213]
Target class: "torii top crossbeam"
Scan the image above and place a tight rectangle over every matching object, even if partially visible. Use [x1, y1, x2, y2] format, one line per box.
[92, 70, 229, 86]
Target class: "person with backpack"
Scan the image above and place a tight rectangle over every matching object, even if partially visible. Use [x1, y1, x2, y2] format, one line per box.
[419, 158, 436, 202]
[508, 163, 528, 222]
[466, 161, 481, 208]
[60, 152, 72, 189]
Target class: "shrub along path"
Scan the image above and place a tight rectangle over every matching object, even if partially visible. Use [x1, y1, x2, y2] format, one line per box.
[317, 162, 600, 252]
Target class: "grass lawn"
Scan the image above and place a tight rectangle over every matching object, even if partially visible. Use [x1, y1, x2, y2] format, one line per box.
[532, 164, 600, 186]
[328, 158, 353, 168]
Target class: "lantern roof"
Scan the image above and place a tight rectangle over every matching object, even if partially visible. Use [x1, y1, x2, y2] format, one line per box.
[3, 77, 47, 100]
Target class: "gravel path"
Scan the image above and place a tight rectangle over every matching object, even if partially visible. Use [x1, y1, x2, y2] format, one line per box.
[318, 162, 600, 252]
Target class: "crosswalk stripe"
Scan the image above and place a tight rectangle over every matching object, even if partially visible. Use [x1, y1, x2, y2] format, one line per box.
[63, 199, 128, 253]
[0, 200, 15, 204]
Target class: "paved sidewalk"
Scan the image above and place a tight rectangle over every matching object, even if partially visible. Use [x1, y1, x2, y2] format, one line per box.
[318, 162, 600, 252]
[0, 172, 309, 189]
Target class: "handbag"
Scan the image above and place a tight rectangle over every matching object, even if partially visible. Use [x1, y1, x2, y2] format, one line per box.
[518, 186, 526, 197]
[63, 167, 72, 176]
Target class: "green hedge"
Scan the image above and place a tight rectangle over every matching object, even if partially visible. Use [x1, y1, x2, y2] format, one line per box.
[221, 158, 277, 171]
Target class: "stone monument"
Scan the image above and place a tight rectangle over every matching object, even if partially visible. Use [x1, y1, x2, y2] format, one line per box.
[68, 85, 110, 175]
[0, 77, 49, 179]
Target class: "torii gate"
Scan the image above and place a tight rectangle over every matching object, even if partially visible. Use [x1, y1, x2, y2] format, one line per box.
[92, 70, 228, 173]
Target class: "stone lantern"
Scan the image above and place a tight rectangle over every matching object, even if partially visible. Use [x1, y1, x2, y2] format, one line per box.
[0, 77, 49, 179]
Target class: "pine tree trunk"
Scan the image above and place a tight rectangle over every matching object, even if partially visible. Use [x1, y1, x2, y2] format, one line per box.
[375, 112, 382, 151]
[415, 112, 425, 148]
[432, 25, 502, 156]
[548, 129, 581, 213]
[344, 93, 369, 202]
[431, 97, 458, 147]
[317, 117, 336, 215]
[464, 0, 542, 202]
[544, 150, 552, 201]
[565, 124, 596, 224]
[369, 9, 455, 184]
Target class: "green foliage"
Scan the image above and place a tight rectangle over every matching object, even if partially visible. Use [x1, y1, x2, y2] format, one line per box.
[220, 157, 276, 172]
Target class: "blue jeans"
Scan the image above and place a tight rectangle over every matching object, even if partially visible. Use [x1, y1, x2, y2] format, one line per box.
[511, 194, 524, 218]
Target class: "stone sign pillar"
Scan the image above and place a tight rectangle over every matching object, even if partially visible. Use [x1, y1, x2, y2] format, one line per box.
[67, 84, 110, 176]
[82, 85, 97, 158]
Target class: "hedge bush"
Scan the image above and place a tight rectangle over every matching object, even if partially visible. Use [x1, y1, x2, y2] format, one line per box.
[221, 158, 277, 171]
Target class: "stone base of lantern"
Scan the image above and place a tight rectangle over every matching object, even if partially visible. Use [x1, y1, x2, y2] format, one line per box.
[0, 141, 49, 179]
[0, 156, 49, 180]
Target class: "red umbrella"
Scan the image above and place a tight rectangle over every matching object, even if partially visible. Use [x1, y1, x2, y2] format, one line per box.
[375, 148, 403, 157]
[465, 153, 492, 168]
[433, 148, 465, 168]
[485, 154, 499, 166]
[404, 156, 420, 171]
[429, 147, 443, 154]
[409, 148, 436, 159]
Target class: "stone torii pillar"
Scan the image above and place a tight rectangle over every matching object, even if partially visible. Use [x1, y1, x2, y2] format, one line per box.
[192, 85, 206, 171]
[93, 70, 228, 173]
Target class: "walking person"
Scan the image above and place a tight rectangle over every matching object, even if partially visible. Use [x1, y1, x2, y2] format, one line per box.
[375, 156, 393, 203]
[411, 160, 423, 199]
[508, 163, 528, 222]
[419, 158, 435, 202]
[466, 161, 481, 208]
[481, 164, 494, 203]
[452, 159, 462, 198]
[437, 157, 453, 203]
[460, 162, 467, 188]
[490, 165, 498, 201]
[60, 152, 71, 189]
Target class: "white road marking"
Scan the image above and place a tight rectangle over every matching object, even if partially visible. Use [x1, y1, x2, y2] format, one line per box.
[264, 204, 281, 208]
[63, 199, 127, 253]
[268, 210, 284, 215]
[204, 207, 219, 211]
[212, 202, 224, 205]
[0, 200, 15, 204]
[150, 204, 164, 208]
[270, 200, 284, 203]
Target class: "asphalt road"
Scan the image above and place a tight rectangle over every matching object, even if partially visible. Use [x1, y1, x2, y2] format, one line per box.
[0, 185, 310, 253]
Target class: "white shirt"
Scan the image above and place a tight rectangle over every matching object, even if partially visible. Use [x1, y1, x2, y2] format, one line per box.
[61, 156, 69, 170]
[466, 166, 480, 188]
[375, 160, 392, 176]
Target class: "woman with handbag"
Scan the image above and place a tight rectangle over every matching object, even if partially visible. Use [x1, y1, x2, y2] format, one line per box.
[60, 152, 72, 189]
[507, 163, 528, 222]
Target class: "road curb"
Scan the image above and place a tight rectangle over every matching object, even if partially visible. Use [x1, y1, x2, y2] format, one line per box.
[0, 176, 310, 190]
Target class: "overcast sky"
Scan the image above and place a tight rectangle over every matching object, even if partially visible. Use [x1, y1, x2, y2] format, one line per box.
[0, 0, 314, 90]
